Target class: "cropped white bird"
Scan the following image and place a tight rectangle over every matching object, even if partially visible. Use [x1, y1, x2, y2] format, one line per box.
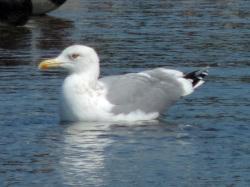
[39, 45, 208, 122]
[0, 0, 66, 26]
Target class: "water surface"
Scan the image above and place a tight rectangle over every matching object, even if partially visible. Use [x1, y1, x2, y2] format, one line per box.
[0, 0, 250, 186]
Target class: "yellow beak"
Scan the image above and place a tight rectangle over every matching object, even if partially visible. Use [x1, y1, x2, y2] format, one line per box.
[38, 59, 61, 70]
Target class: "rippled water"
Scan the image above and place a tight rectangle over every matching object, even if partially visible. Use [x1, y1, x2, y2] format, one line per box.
[0, 0, 250, 186]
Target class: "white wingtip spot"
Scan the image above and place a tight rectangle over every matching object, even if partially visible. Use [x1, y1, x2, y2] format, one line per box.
[193, 80, 204, 89]
[177, 78, 194, 96]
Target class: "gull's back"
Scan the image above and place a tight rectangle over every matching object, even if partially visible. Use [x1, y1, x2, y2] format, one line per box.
[100, 68, 186, 115]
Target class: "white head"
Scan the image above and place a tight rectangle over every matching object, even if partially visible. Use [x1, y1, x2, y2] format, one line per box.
[39, 45, 100, 75]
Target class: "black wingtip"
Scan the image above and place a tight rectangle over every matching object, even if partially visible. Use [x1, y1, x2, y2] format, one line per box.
[184, 67, 209, 87]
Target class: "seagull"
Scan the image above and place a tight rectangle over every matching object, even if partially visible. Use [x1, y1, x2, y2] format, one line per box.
[0, 0, 66, 26]
[39, 45, 208, 122]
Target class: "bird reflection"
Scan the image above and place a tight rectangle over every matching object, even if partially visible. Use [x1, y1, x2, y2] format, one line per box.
[0, 26, 32, 66]
[59, 120, 162, 186]
[59, 122, 115, 186]
[0, 26, 31, 50]
[30, 15, 74, 50]
[0, 15, 73, 66]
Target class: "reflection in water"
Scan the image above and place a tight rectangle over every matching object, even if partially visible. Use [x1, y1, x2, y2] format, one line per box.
[0, 26, 32, 66]
[1, 0, 250, 186]
[59, 122, 114, 186]
[30, 16, 74, 51]
[59, 121, 195, 186]
[0, 15, 74, 67]
[0, 26, 31, 50]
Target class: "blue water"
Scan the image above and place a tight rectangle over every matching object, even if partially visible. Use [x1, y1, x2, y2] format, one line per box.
[0, 0, 250, 186]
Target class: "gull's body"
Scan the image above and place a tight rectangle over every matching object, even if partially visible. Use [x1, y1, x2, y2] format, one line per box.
[39, 45, 208, 122]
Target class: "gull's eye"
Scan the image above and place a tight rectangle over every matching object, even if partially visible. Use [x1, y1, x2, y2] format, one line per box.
[70, 53, 80, 60]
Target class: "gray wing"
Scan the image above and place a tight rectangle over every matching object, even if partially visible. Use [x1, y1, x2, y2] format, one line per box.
[100, 68, 185, 114]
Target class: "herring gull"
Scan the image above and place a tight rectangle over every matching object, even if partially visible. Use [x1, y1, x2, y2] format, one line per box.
[38, 45, 208, 122]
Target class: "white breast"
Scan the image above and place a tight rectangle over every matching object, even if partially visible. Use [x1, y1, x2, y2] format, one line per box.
[60, 75, 113, 122]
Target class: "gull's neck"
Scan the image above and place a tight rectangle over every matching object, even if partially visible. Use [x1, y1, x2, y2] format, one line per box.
[67, 64, 100, 89]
